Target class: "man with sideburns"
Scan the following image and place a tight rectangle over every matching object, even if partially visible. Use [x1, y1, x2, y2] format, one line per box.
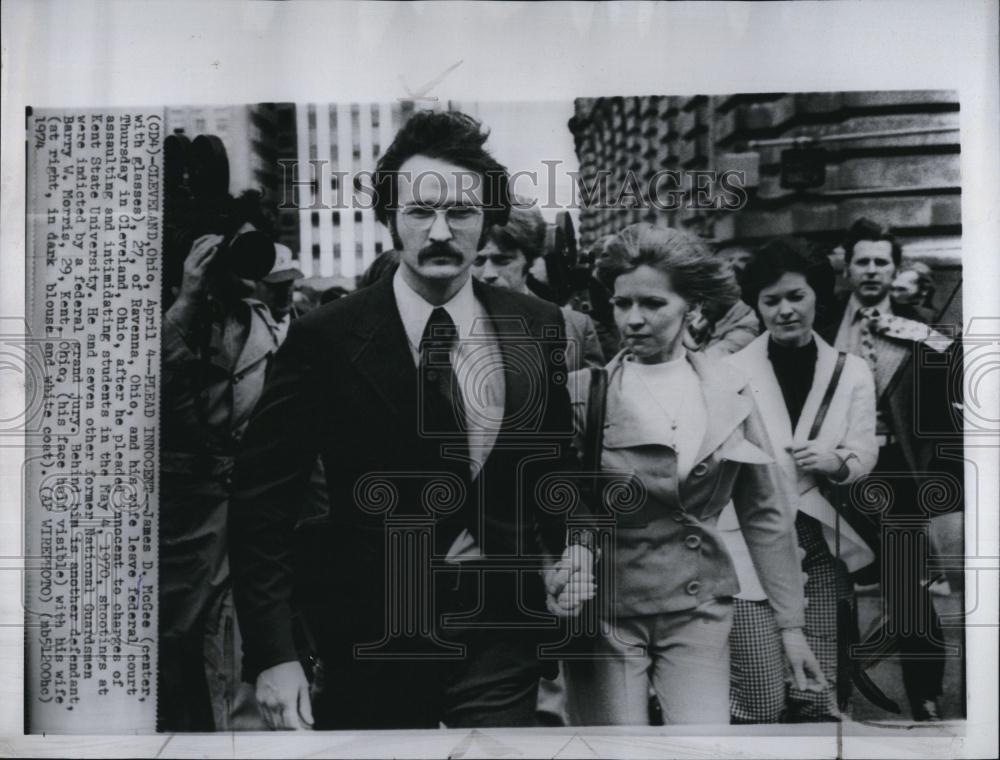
[229, 111, 595, 729]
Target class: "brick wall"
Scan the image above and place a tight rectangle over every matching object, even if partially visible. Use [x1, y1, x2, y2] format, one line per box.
[569, 91, 962, 325]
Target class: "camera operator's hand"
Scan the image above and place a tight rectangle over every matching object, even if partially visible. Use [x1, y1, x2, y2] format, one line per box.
[166, 234, 225, 340]
[255, 660, 314, 730]
[179, 233, 225, 303]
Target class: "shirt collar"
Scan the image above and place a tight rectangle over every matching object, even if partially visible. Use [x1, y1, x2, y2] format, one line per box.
[846, 292, 892, 321]
[392, 265, 478, 353]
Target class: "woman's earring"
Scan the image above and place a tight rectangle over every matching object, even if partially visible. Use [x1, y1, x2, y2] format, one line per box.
[684, 306, 710, 349]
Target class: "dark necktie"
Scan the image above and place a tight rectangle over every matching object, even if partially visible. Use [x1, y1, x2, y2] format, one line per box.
[419, 307, 472, 551]
[420, 307, 469, 456]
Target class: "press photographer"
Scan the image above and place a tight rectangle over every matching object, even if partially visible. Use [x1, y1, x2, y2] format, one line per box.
[159, 135, 281, 731]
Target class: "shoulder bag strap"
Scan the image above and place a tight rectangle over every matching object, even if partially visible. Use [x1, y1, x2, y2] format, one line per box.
[583, 367, 608, 493]
[807, 351, 848, 441]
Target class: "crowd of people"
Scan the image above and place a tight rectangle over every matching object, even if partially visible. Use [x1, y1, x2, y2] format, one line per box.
[158, 110, 963, 731]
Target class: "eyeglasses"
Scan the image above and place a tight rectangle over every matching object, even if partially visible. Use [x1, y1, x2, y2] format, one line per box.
[398, 205, 484, 231]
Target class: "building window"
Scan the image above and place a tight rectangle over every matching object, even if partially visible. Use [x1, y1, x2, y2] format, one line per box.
[312, 243, 320, 256]
[375, 241, 383, 254]
[333, 211, 340, 226]
[354, 211, 363, 223]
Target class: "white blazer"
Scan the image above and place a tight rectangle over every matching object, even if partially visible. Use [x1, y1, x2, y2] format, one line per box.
[717, 332, 878, 600]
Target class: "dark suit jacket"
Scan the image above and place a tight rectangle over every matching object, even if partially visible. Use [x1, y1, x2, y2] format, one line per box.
[818, 297, 962, 481]
[228, 274, 579, 693]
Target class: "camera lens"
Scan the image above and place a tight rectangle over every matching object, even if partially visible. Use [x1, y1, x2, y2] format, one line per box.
[226, 230, 276, 280]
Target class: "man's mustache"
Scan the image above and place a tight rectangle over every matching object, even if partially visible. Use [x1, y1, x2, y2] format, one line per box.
[418, 242, 464, 265]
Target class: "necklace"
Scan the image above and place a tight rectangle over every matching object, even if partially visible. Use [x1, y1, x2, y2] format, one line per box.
[625, 353, 680, 436]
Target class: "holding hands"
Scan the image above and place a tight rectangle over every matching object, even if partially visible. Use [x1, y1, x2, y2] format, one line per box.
[543, 544, 596, 616]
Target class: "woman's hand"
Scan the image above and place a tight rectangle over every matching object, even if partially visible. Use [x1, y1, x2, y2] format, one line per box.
[780, 628, 828, 692]
[787, 443, 847, 478]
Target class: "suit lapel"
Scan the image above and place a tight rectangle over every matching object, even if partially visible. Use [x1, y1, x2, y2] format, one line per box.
[689, 351, 754, 464]
[873, 301, 923, 401]
[736, 335, 795, 451]
[871, 332, 911, 402]
[792, 334, 837, 444]
[473, 280, 537, 434]
[822, 295, 912, 403]
[349, 276, 419, 419]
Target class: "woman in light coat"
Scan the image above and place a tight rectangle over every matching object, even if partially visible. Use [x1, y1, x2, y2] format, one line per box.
[563, 225, 825, 725]
[719, 238, 878, 722]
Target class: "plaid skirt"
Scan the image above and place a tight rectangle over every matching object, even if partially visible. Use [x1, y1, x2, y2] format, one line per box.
[729, 513, 852, 722]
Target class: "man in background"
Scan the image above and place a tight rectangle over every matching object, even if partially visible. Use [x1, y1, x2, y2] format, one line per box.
[255, 242, 304, 344]
[696, 242, 761, 358]
[472, 198, 605, 370]
[820, 217, 961, 721]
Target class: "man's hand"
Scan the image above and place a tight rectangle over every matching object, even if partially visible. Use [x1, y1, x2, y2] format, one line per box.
[787, 443, 846, 478]
[781, 628, 828, 693]
[166, 234, 226, 338]
[178, 233, 224, 304]
[543, 545, 595, 617]
[255, 660, 314, 730]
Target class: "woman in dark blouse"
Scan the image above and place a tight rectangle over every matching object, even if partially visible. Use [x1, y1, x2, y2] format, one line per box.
[719, 238, 879, 722]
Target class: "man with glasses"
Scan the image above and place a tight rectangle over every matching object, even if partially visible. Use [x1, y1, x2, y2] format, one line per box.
[229, 111, 594, 729]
